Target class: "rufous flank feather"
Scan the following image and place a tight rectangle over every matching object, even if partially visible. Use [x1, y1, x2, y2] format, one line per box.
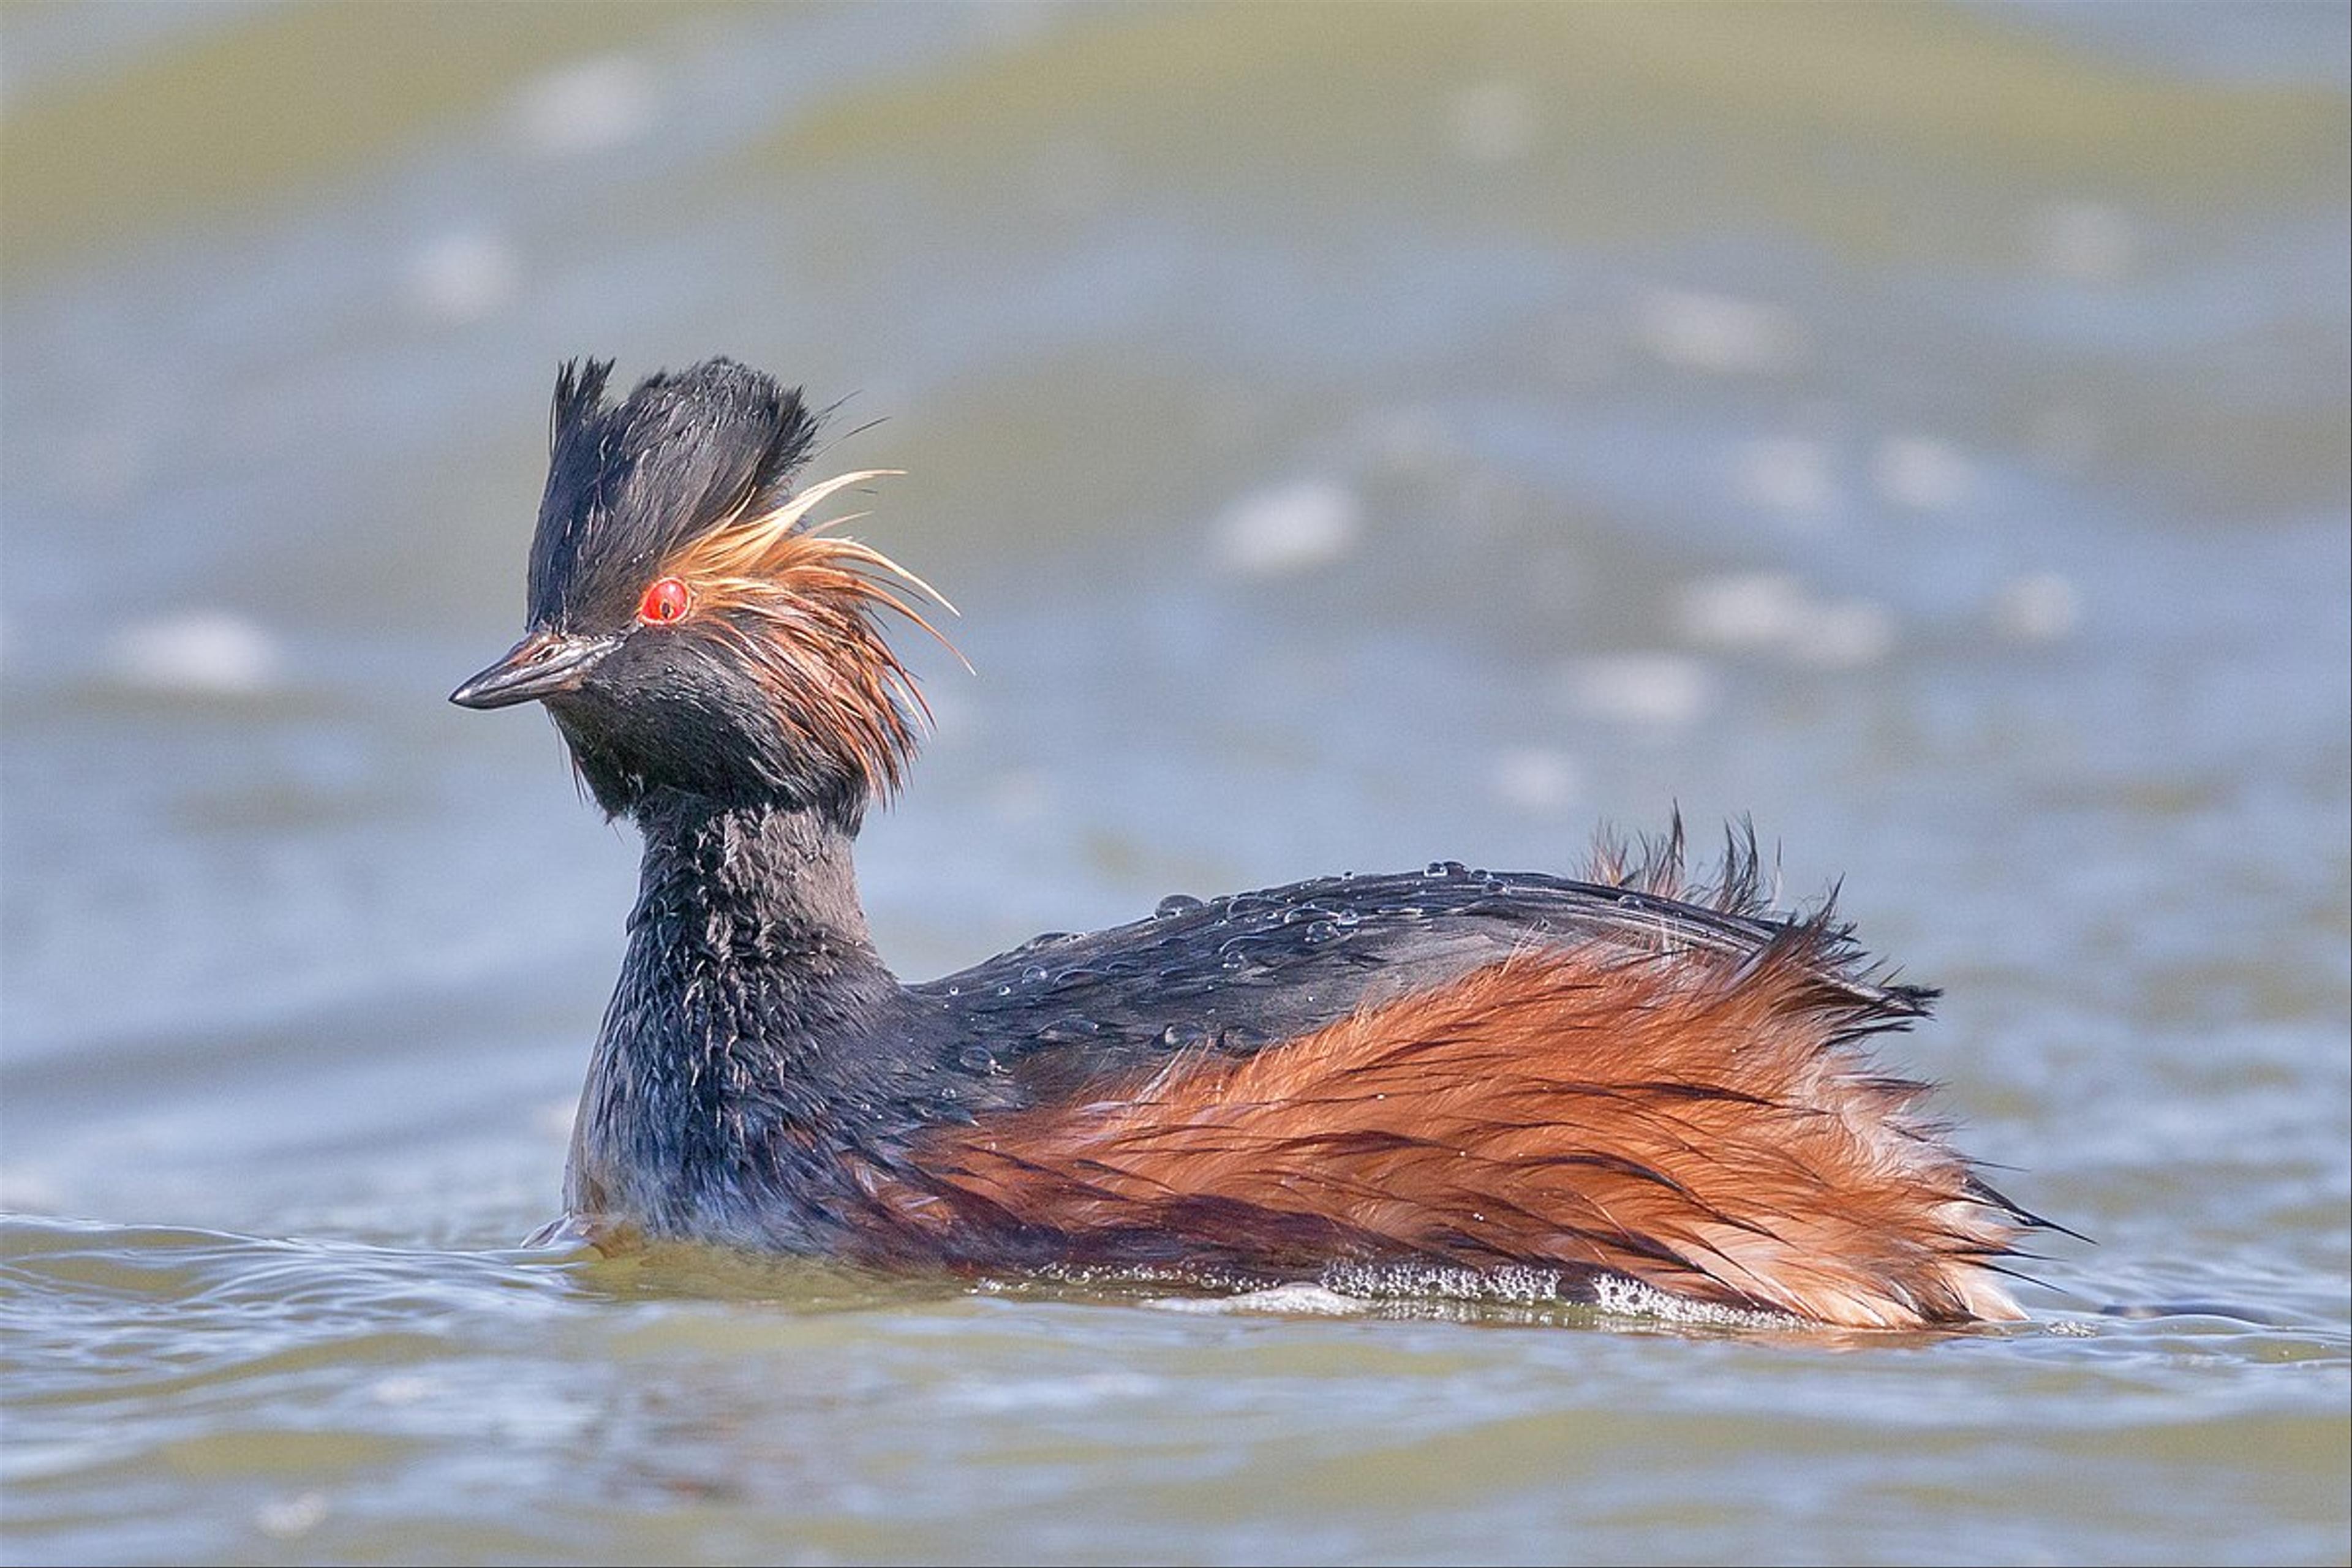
[886, 932, 2022, 1329]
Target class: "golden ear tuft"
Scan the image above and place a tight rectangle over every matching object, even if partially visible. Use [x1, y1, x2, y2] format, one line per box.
[675, 469, 902, 577]
[657, 470, 967, 798]
[668, 470, 963, 663]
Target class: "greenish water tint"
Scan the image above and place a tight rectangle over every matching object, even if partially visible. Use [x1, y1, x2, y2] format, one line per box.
[2, 4, 2346, 1563]
[4, 1216, 2345, 1566]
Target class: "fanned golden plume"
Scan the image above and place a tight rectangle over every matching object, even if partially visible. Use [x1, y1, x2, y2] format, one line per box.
[660, 470, 965, 799]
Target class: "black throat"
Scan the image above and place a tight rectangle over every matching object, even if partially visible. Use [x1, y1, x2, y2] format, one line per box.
[565, 787, 941, 1244]
[630, 788, 888, 1000]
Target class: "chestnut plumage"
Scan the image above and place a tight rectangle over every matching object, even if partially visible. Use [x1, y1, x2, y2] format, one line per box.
[453, 356, 2054, 1329]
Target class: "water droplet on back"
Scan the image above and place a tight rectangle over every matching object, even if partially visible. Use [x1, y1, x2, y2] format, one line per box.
[1156, 894, 1205, 918]
[1012, 930, 1072, 955]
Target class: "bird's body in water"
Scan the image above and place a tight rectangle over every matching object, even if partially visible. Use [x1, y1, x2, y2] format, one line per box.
[453, 356, 2052, 1329]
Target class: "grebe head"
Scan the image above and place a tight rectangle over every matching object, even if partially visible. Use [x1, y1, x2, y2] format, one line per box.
[450, 358, 945, 823]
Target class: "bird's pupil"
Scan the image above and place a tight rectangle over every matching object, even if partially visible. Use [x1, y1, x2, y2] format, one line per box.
[642, 578, 688, 623]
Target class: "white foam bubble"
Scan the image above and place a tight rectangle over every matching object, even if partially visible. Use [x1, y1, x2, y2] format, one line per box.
[0, 1164, 62, 1212]
[1675, 571, 1810, 650]
[1732, 436, 1841, 521]
[2031, 200, 2136, 284]
[1144, 1264, 1802, 1330]
[1675, 575, 1895, 669]
[1320, 1260, 1570, 1305]
[407, 230, 518, 323]
[944, 1371, 1164, 1410]
[1873, 435, 1973, 512]
[1634, 287, 1803, 375]
[1211, 480, 1362, 578]
[1990, 571, 2082, 643]
[1150, 1283, 1370, 1317]
[1557, 653, 1717, 728]
[107, 611, 279, 696]
[254, 1492, 329, 1540]
[1490, 747, 1580, 815]
[1587, 1273, 1793, 1328]
[1447, 80, 1536, 164]
[370, 1374, 437, 1407]
[510, 54, 658, 157]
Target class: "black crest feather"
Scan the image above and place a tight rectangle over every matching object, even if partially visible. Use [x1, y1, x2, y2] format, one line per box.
[527, 357, 819, 630]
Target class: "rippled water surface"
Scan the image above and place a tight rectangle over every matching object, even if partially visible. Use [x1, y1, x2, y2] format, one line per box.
[3, 6, 2346, 1564]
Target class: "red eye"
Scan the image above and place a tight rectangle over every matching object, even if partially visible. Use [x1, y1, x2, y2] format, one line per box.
[638, 576, 691, 625]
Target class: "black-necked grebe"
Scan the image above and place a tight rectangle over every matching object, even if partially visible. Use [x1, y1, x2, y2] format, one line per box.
[451, 356, 2050, 1328]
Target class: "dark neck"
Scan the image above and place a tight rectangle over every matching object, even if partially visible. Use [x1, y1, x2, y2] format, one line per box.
[568, 788, 914, 1238]
[628, 788, 888, 990]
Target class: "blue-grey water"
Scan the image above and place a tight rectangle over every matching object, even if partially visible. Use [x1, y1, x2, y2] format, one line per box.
[2, 5, 2346, 1564]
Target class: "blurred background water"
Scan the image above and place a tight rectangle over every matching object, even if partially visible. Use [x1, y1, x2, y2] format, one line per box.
[2, 4, 2346, 1564]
